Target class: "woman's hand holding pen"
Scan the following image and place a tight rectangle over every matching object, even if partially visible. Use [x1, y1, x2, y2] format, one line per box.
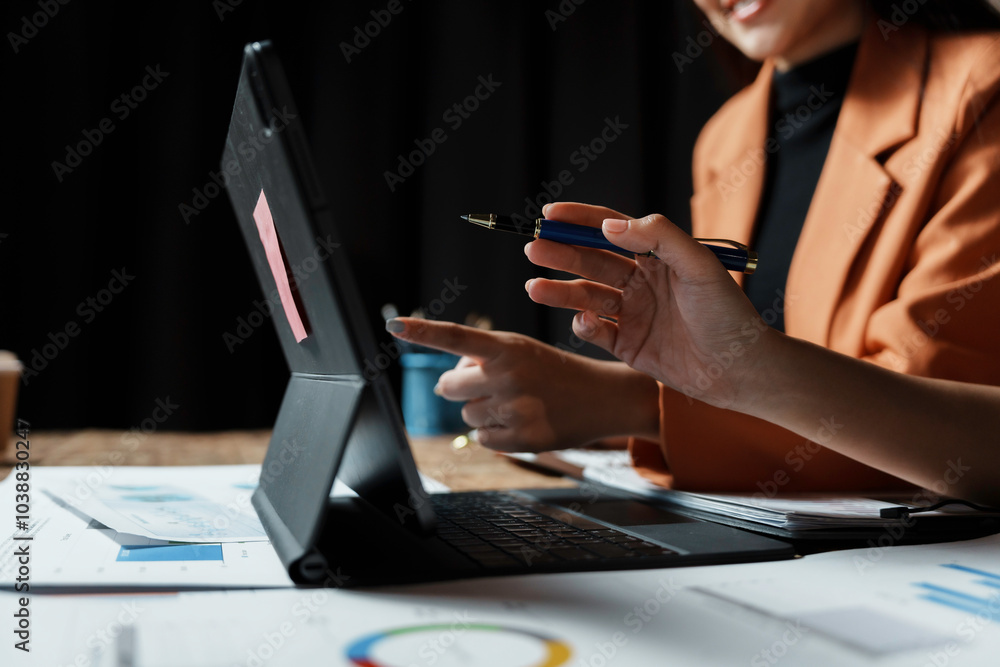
[386, 202, 661, 453]
[525, 205, 776, 413]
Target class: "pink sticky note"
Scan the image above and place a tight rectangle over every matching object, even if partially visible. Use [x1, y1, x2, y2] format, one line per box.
[252, 190, 309, 343]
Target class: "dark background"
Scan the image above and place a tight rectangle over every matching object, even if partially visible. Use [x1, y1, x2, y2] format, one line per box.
[4, 0, 748, 431]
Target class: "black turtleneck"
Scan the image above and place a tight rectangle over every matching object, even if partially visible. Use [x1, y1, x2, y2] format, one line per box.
[744, 41, 859, 332]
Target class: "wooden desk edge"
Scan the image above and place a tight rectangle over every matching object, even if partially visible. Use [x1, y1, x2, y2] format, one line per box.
[1, 430, 576, 491]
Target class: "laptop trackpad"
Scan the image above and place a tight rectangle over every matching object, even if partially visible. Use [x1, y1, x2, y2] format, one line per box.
[576, 499, 698, 527]
[578, 500, 783, 556]
[571, 500, 709, 554]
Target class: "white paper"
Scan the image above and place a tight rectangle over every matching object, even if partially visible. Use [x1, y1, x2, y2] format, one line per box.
[6, 534, 1000, 666]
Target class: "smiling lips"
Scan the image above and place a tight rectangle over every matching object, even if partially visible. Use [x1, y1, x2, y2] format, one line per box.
[725, 0, 767, 22]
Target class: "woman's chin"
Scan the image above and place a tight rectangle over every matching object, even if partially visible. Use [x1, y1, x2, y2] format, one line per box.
[724, 28, 793, 63]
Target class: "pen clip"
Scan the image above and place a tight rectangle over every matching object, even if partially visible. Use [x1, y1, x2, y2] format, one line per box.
[694, 238, 750, 252]
[695, 238, 758, 274]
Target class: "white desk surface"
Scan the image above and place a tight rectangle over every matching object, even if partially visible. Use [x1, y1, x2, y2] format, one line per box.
[6, 532, 1000, 667]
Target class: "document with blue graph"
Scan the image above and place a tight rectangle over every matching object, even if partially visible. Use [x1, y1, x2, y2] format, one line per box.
[0, 466, 292, 591]
[46, 465, 268, 542]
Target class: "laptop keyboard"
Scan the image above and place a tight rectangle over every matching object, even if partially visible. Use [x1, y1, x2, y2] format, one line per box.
[431, 491, 679, 569]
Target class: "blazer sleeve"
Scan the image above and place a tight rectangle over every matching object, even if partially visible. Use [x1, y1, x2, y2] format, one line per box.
[632, 50, 1000, 493]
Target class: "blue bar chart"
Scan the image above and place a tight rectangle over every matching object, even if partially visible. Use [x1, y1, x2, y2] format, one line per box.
[915, 564, 1000, 618]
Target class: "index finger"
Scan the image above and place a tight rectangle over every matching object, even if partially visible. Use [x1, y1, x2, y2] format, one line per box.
[542, 202, 633, 228]
[386, 317, 502, 362]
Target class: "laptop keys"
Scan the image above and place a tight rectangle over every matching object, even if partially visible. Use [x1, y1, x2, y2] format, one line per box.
[431, 492, 680, 569]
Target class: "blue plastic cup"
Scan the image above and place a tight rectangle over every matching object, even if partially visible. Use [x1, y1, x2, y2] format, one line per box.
[400, 352, 467, 436]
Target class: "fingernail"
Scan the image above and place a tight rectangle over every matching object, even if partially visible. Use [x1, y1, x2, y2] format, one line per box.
[433, 382, 443, 396]
[385, 318, 405, 333]
[603, 218, 628, 233]
[576, 311, 595, 335]
[525, 278, 534, 291]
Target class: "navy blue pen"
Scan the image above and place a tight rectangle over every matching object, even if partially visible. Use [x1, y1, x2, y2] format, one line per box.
[461, 214, 758, 274]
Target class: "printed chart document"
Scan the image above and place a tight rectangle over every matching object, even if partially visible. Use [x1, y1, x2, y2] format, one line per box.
[688, 532, 1000, 659]
[0, 466, 292, 591]
[46, 465, 269, 542]
[0, 465, 444, 592]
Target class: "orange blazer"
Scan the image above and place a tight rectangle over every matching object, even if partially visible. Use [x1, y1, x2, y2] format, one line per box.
[633, 18, 1000, 492]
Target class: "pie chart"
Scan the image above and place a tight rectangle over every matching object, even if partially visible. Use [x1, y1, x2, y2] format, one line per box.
[346, 623, 572, 667]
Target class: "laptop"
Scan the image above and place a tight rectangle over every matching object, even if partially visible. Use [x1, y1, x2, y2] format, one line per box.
[221, 41, 794, 587]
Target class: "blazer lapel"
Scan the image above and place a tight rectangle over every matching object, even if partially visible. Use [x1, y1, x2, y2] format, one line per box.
[784, 19, 928, 345]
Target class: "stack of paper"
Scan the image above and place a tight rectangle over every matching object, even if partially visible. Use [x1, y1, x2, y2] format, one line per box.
[515, 449, 999, 531]
[590, 458, 1000, 530]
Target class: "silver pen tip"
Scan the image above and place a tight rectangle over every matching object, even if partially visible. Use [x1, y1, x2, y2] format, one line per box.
[461, 214, 495, 229]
